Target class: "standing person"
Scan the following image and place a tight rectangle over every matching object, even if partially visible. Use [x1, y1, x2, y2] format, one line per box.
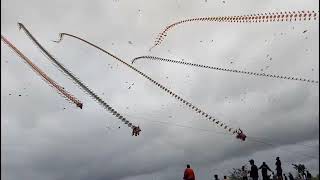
[214, 174, 220, 180]
[283, 174, 288, 180]
[259, 162, 273, 180]
[183, 164, 195, 180]
[241, 166, 248, 180]
[275, 157, 283, 180]
[288, 173, 294, 180]
[249, 159, 259, 180]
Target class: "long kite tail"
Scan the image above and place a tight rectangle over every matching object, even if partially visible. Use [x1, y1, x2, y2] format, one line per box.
[132, 56, 319, 84]
[18, 23, 97, 99]
[151, 10, 319, 49]
[17, 24, 139, 133]
[53, 33, 243, 139]
[1, 35, 83, 109]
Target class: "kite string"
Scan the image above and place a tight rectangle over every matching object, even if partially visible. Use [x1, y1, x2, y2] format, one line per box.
[124, 113, 231, 136]
[125, 113, 318, 159]
[246, 136, 319, 159]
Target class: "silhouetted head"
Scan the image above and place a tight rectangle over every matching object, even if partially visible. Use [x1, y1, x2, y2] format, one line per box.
[214, 174, 218, 179]
[224, 176, 227, 179]
[276, 157, 280, 160]
[242, 166, 245, 170]
[263, 162, 266, 165]
[187, 164, 190, 168]
[249, 159, 254, 165]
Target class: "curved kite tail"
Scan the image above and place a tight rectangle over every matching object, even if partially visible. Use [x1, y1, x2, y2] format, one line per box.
[131, 56, 150, 64]
[17, 22, 23, 30]
[131, 58, 138, 64]
[150, 28, 171, 50]
[52, 33, 64, 43]
[152, 10, 319, 48]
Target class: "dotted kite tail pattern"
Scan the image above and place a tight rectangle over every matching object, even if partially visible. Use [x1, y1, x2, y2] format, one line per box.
[1, 35, 83, 109]
[132, 56, 319, 84]
[17, 23, 139, 134]
[53, 33, 243, 138]
[150, 10, 319, 50]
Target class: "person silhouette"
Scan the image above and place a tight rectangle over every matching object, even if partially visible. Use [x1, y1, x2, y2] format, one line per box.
[259, 162, 273, 180]
[275, 157, 283, 180]
[214, 174, 220, 180]
[249, 159, 259, 180]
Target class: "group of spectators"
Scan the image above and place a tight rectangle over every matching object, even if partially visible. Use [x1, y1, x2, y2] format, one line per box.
[182, 157, 314, 180]
[244, 157, 313, 180]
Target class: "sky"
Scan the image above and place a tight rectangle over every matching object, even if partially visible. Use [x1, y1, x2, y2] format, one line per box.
[1, 0, 319, 180]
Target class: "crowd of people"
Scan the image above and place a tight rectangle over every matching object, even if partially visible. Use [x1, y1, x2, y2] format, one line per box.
[183, 157, 314, 180]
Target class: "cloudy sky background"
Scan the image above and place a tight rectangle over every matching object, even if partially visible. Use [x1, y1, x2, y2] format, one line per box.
[1, 0, 319, 179]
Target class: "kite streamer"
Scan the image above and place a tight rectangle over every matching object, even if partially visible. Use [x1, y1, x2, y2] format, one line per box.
[53, 33, 245, 139]
[1, 35, 83, 109]
[151, 10, 319, 49]
[18, 23, 139, 134]
[132, 56, 319, 84]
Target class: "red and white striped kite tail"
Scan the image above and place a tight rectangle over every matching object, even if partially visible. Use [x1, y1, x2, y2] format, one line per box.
[151, 10, 319, 49]
[1, 35, 83, 109]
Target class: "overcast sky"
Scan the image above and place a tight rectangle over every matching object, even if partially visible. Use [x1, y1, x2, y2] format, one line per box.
[1, 0, 319, 180]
